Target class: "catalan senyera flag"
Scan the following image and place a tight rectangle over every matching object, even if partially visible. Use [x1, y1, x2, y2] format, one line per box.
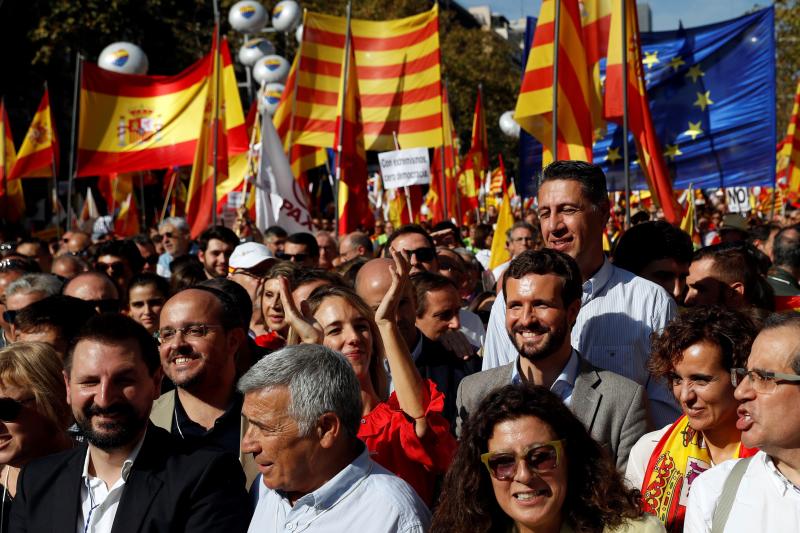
[0, 101, 25, 222]
[489, 156, 513, 270]
[9, 89, 59, 180]
[515, 0, 594, 163]
[77, 39, 246, 176]
[459, 89, 488, 216]
[334, 32, 372, 235]
[777, 78, 800, 198]
[186, 30, 237, 238]
[293, 5, 442, 151]
[582, 0, 612, 139]
[604, 0, 679, 224]
[427, 83, 459, 223]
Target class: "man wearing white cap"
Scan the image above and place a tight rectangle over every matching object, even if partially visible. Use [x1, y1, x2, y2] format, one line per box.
[228, 242, 276, 338]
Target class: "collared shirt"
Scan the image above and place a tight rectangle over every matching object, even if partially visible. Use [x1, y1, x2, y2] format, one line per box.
[156, 252, 173, 278]
[172, 391, 243, 456]
[77, 431, 146, 533]
[685, 450, 800, 532]
[247, 447, 430, 533]
[510, 348, 580, 407]
[482, 258, 680, 427]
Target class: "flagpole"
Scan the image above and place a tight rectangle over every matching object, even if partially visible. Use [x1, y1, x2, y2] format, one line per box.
[1, 99, 6, 222]
[138, 172, 146, 227]
[333, 1, 353, 237]
[621, 0, 631, 229]
[443, 78, 462, 225]
[41, 81, 61, 240]
[160, 170, 177, 224]
[67, 52, 83, 232]
[211, 1, 221, 226]
[392, 131, 414, 223]
[551, 0, 561, 161]
[242, 102, 261, 209]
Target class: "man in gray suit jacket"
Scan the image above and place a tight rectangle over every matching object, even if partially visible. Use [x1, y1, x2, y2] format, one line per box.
[456, 249, 649, 470]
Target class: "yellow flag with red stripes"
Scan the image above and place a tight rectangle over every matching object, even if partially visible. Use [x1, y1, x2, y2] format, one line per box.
[9, 88, 58, 180]
[0, 101, 25, 222]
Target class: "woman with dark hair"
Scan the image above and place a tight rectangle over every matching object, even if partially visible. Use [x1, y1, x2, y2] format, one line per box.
[625, 306, 758, 531]
[432, 384, 662, 533]
[126, 272, 170, 335]
[281, 250, 456, 507]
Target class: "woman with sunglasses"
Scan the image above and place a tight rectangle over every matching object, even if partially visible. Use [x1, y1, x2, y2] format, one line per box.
[126, 273, 170, 335]
[0, 342, 73, 532]
[624, 306, 758, 531]
[281, 250, 456, 506]
[432, 384, 663, 533]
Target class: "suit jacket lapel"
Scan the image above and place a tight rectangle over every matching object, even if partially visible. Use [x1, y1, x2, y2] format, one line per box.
[110, 428, 165, 533]
[52, 446, 87, 532]
[572, 359, 601, 432]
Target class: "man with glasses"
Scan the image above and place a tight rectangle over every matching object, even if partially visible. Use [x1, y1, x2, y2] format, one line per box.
[92, 240, 144, 302]
[491, 222, 539, 283]
[157, 217, 192, 278]
[456, 249, 647, 470]
[279, 232, 319, 267]
[0, 258, 41, 348]
[62, 271, 121, 315]
[9, 313, 252, 532]
[151, 286, 259, 487]
[3, 273, 63, 341]
[132, 234, 160, 274]
[686, 311, 800, 532]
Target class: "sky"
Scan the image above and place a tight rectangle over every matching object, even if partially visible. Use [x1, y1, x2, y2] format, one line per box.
[458, 0, 770, 30]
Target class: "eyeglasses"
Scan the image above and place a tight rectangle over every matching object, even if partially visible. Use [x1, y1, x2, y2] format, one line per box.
[399, 247, 436, 262]
[89, 298, 121, 314]
[0, 396, 35, 422]
[95, 261, 126, 276]
[276, 252, 308, 262]
[480, 440, 564, 481]
[155, 324, 224, 343]
[730, 368, 800, 394]
[512, 237, 535, 243]
[2, 310, 17, 325]
[160, 232, 177, 240]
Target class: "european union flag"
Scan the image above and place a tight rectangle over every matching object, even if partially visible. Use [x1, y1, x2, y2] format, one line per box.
[519, 7, 775, 195]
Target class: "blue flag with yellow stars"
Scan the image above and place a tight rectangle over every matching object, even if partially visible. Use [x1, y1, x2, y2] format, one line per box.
[519, 7, 775, 196]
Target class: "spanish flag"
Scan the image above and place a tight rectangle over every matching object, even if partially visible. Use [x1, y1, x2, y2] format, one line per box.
[514, 0, 593, 163]
[114, 191, 140, 237]
[427, 83, 459, 223]
[77, 39, 246, 176]
[335, 30, 372, 235]
[0, 101, 25, 222]
[777, 78, 800, 199]
[604, 0, 679, 224]
[292, 5, 442, 151]
[9, 88, 59, 180]
[489, 155, 513, 270]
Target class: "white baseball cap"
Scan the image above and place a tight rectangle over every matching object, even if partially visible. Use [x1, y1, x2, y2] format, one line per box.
[229, 242, 275, 270]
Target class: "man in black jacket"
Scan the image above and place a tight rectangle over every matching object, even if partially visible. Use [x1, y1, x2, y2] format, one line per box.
[10, 313, 252, 533]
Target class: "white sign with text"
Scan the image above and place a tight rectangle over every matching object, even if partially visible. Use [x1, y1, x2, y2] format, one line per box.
[378, 148, 431, 189]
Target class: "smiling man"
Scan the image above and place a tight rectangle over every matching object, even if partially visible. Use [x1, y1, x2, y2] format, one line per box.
[197, 226, 239, 279]
[686, 312, 800, 532]
[482, 161, 679, 427]
[9, 313, 251, 532]
[456, 250, 648, 470]
[241, 344, 430, 532]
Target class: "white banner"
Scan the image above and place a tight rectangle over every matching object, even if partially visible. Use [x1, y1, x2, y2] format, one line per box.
[378, 148, 431, 189]
[725, 186, 749, 213]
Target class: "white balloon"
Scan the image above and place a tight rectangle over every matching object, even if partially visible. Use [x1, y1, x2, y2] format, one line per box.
[295, 24, 304, 44]
[253, 55, 290, 84]
[238, 37, 275, 66]
[272, 0, 301, 32]
[259, 83, 285, 115]
[228, 1, 268, 33]
[499, 111, 521, 138]
[98, 42, 149, 75]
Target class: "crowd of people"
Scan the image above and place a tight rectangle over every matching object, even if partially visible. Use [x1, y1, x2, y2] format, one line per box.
[0, 160, 798, 532]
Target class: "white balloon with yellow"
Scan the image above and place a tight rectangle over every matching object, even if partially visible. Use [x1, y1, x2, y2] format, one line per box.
[228, 0, 269, 33]
[98, 42, 149, 75]
[272, 0, 301, 32]
[258, 83, 285, 115]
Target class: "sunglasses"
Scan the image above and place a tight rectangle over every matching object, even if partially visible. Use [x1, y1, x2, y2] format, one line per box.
[89, 298, 121, 314]
[143, 255, 159, 265]
[276, 252, 308, 262]
[0, 396, 34, 422]
[2, 310, 17, 325]
[480, 440, 564, 481]
[400, 247, 436, 262]
[96, 261, 126, 276]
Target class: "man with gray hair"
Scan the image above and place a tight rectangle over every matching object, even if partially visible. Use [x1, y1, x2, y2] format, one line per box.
[339, 231, 374, 263]
[241, 344, 430, 532]
[157, 216, 192, 278]
[3, 273, 62, 341]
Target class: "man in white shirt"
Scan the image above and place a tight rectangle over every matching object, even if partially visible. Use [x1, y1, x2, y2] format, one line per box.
[685, 312, 800, 532]
[241, 344, 430, 533]
[482, 160, 679, 427]
[490, 221, 538, 282]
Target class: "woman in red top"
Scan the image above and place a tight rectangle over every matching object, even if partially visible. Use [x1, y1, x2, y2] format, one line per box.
[254, 262, 298, 350]
[280, 250, 456, 506]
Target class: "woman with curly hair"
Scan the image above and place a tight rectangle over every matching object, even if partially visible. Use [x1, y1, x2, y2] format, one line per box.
[624, 306, 758, 532]
[432, 383, 661, 533]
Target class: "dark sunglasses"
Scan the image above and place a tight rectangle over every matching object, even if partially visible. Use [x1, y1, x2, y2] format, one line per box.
[90, 298, 121, 314]
[480, 440, 564, 481]
[0, 396, 34, 422]
[2, 310, 17, 325]
[143, 255, 159, 265]
[401, 247, 436, 262]
[96, 261, 126, 276]
[276, 252, 308, 262]
[160, 232, 178, 240]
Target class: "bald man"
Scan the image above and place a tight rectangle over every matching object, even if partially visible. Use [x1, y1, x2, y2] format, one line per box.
[355, 259, 480, 429]
[62, 271, 121, 314]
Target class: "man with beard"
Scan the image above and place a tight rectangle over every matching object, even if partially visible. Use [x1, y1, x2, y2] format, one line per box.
[150, 286, 259, 487]
[9, 313, 252, 532]
[455, 250, 648, 470]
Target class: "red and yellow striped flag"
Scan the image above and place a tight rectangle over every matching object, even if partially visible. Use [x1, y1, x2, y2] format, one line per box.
[0, 102, 25, 222]
[604, 0, 679, 224]
[77, 39, 246, 176]
[582, 0, 612, 138]
[293, 5, 442, 151]
[777, 78, 800, 199]
[9, 89, 59, 180]
[489, 155, 513, 270]
[459, 88, 488, 216]
[335, 31, 372, 235]
[515, 0, 593, 163]
[426, 83, 459, 223]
